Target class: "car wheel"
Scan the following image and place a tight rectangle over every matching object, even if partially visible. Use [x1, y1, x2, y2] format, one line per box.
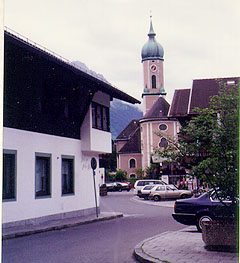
[119, 188, 122, 192]
[181, 194, 188, 199]
[196, 214, 213, 232]
[153, 195, 161, 201]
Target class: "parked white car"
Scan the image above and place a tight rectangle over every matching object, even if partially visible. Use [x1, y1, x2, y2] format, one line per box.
[134, 179, 166, 195]
[149, 184, 192, 201]
[137, 185, 155, 199]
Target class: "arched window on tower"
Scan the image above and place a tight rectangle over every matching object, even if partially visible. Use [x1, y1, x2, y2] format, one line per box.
[152, 75, 156, 89]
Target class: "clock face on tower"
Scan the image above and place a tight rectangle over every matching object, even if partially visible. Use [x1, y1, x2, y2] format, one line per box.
[150, 64, 157, 72]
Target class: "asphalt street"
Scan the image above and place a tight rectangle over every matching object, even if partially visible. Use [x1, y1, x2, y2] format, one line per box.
[2, 190, 184, 263]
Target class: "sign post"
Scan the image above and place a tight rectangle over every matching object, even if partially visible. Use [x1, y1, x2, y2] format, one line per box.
[91, 157, 98, 218]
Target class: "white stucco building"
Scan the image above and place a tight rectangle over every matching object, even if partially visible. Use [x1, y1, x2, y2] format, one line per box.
[3, 29, 139, 227]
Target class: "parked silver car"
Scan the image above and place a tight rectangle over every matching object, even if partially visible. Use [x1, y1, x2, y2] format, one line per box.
[134, 179, 166, 194]
[149, 184, 192, 201]
[137, 185, 155, 199]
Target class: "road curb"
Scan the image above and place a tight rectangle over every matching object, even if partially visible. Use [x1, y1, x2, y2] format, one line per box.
[3, 213, 123, 240]
[131, 196, 175, 208]
[133, 231, 174, 263]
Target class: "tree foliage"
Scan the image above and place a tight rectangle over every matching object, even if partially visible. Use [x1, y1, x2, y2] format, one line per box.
[145, 164, 160, 179]
[135, 168, 144, 179]
[155, 83, 239, 204]
[115, 169, 127, 181]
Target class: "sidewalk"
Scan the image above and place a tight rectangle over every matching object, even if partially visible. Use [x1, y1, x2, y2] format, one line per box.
[2, 212, 123, 240]
[134, 226, 238, 263]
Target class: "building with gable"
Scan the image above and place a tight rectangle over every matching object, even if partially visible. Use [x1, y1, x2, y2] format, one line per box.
[116, 19, 239, 186]
[3, 28, 140, 227]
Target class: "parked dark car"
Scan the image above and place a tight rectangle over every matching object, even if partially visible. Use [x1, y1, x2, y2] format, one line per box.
[172, 190, 236, 232]
[122, 181, 133, 188]
[106, 182, 131, 192]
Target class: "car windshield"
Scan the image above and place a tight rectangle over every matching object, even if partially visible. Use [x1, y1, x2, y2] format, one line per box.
[143, 185, 154, 190]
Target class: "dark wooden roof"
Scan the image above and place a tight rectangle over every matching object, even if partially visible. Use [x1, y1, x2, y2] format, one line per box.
[169, 77, 239, 118]
[189, 77, 239, 114]
[118, 127, 141, 153]
[4, 29, 140, 139]
[115, 119, 140, 140]
[142, 96, 170, 119]
[168, 89, 190, 117]
[4, 30, 140, 104]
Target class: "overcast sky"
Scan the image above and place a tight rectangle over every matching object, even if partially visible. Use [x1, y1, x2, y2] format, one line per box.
[4, 0, 240, 108]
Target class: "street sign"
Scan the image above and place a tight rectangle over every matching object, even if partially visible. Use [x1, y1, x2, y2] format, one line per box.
[91, 157, 97, 170]
[91, 157, 98, 218]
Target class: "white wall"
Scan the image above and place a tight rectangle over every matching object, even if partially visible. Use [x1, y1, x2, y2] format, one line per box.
[3, 127, 101, 224]
[91, 129, 111, 153]
[81, 91, 111, 153]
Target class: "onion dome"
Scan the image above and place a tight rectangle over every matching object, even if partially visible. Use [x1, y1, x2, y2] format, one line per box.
[141, 19, 164, 61]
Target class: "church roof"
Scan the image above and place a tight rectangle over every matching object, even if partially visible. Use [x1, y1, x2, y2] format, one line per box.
[115, 119, 140, 140]
[142, 96, 170, 120]
[118, 127, 141, 153]
[168, 89, 190, 117]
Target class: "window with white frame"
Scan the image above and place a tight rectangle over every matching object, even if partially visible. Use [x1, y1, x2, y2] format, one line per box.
[35, 154, 51, 197]
[62, 156, 74, 195]
[3, 150, 17, 200]
[159, 138, 168, 148]
[159, 124, 168, 131]
[129, 158, 136, 168]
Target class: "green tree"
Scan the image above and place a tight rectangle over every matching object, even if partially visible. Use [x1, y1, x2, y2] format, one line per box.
[105, 169, 116, 182]
[135, 168, 144, 179]
[155, 83, 239, 205]
[145, 164, 160, 179]
[115, 169, 127, 181]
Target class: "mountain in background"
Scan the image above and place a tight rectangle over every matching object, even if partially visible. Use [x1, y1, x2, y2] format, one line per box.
[110, 99, 143, 140]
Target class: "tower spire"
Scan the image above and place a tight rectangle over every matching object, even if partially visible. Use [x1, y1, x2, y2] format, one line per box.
[141, 16, 166, 114]
[148, 13, 156, 37]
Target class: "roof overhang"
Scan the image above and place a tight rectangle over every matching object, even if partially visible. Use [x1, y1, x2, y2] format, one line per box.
[5, 28, 140, 105]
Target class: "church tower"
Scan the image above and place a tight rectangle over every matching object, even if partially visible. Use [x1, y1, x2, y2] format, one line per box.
[141, 17, 166, 115]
